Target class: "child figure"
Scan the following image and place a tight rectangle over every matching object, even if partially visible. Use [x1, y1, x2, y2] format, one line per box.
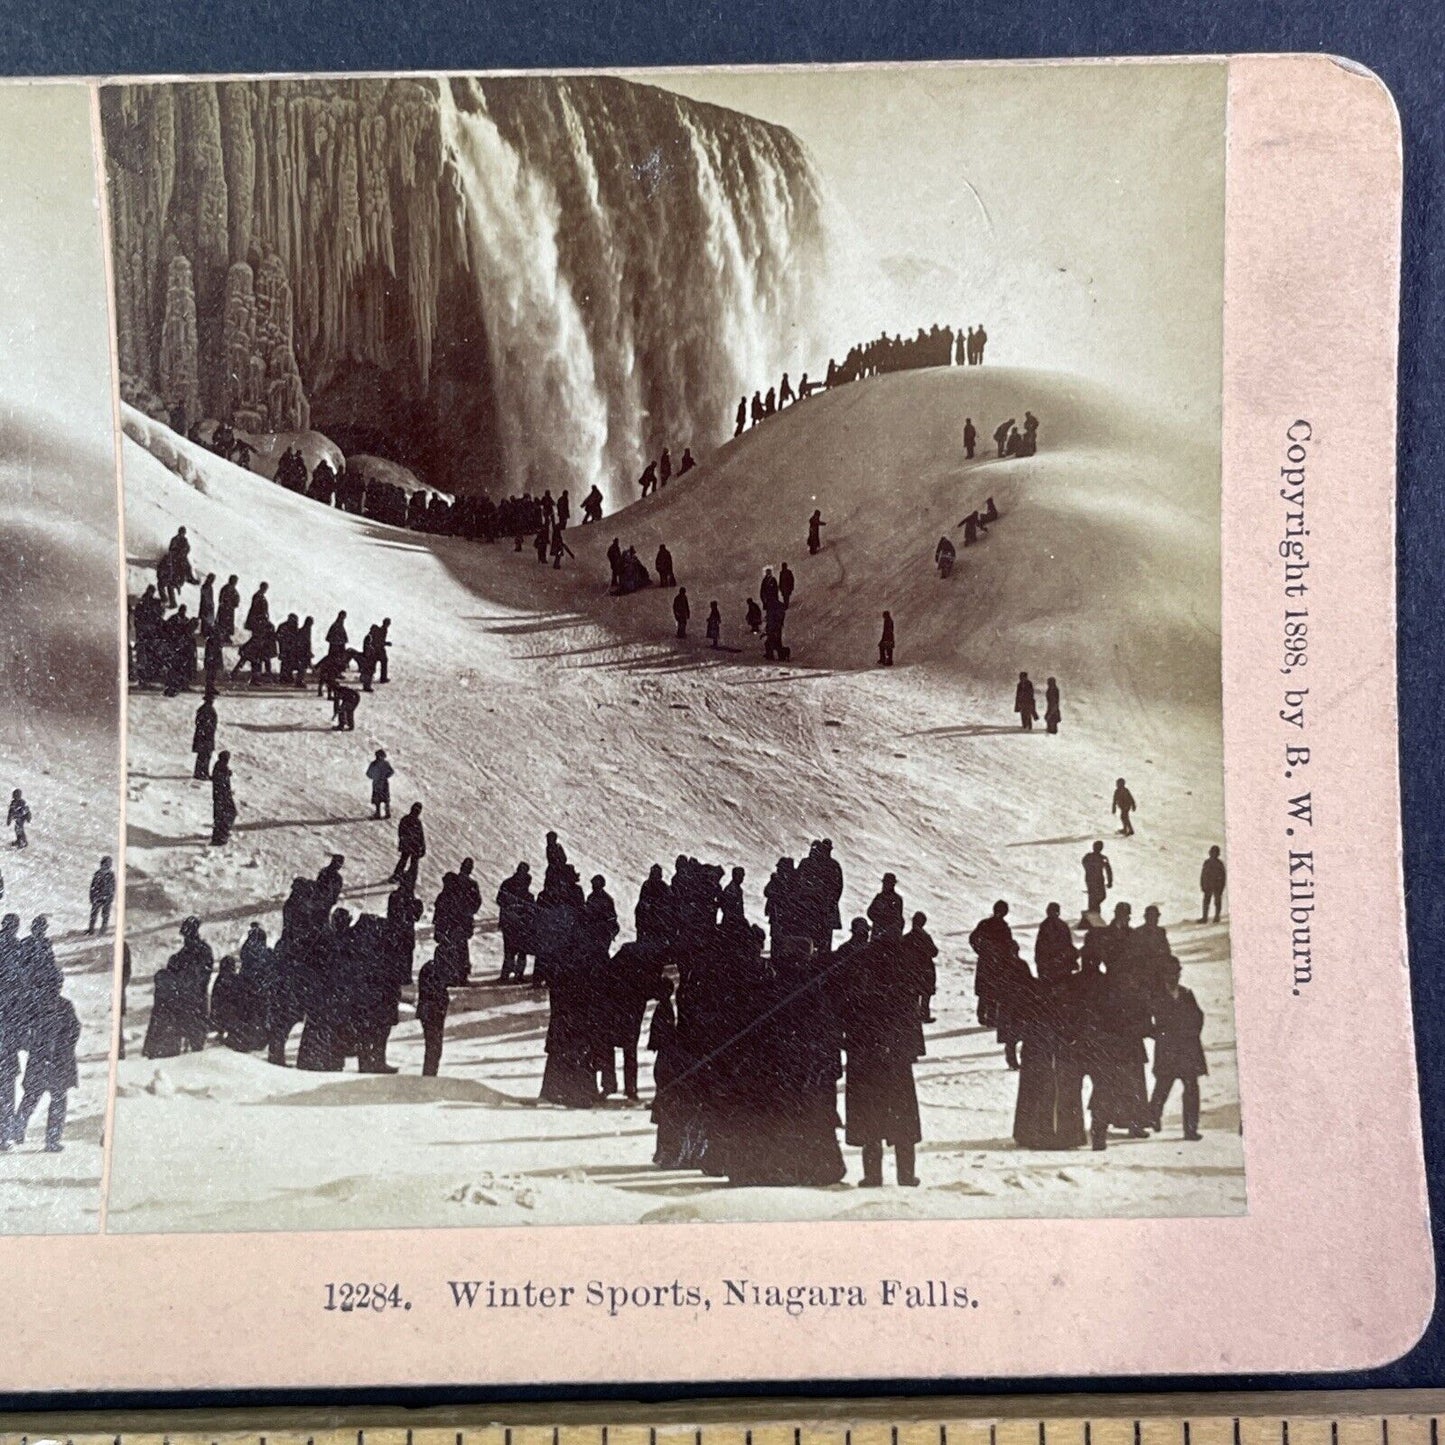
[1149, 955, 1206, 1140]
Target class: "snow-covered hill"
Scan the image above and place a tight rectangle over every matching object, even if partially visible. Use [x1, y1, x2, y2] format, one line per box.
[0, 401, 122, 1233]
[110, 365, 1241, 1232]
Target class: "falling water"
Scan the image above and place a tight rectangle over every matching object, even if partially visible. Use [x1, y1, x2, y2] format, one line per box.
[439, 75, 831, 512]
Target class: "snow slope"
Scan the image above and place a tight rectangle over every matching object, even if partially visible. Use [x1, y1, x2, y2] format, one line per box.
[0, 401, 122, 1233]
[110, 365, 1241, 1232]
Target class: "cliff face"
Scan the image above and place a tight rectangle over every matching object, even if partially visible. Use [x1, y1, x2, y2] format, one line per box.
[101, 75, 825, 505]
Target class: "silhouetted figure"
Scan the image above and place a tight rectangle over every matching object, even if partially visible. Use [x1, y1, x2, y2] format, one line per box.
[1113, 777, 1137, 836]
[764, 386, 776, 416]
[970, 900, 1029, 1069]
[496, 862, 534, 982]
[367, 749, 394, 819]
[534, 527, 549, 563]
[867, 873, 904, 938]
[659, 449, 672, 488]
[779, 562, 795, 608]
[779, 373, 794, 406]
[959, 510, 981, 547]
[637, 460, 657, 498]
[974, 324, 988, 363]
[216, 574, 240, 640]
[198, 572, 216, 636]
[1012, 950, 1087, 1150]
[1021, 410, 1039, 455]
[1150, 956, 1206, 1139]
[211, 751, 236, 845]
[840, 918, 924, 1187]
[393, 803, 425, 886]
[981, 496, 998, 524]
[87, 856, 115, 935]
[245, 582, 271, 636]
[7, 791, 29, 849]
[964, 326, 975, 365]
[673, 587, 690, 639]
[0, 916, 23, 1139]
[1034, 902, 1078, 985]
[964, 417, 976, 459]
[1082, 841, 1113, 920]
[145, 917, 213, 1058]
[654, 544, 676, 589]
[745, 598, 762, 634]
[557, 490, 571, 528]
[903, 911, 938, 1022]
[417, 953, 449, 1077]
[550, 523, 573, 569]
[332, 684, 360, 731]
[1045, 677, 1061, 734]
[581, 485, 604, 524]
[1201, 846, 1226, 922]
[760, 567, 780, 613]
[750, 391, 763, 427]
[878, 611, 895, 666]
[994, 418, 1013, 457]
[706, 601, 722, 648]
[1015, 671, 1038, 730]
[807, 509, 825, 555]
[735, 396, 747, 437]
[678, 447, 695, 476]
[935, 535, 956, 578]
[192, 692, 217, 779]
[607, 537, 623, 590]
[12, 968, 78, 1151]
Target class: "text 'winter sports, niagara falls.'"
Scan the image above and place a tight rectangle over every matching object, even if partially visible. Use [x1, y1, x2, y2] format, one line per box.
[446, 1278, 979, 1318]
[1277, 419, 1313, 998]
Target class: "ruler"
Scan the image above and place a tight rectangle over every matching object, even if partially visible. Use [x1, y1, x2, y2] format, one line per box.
[1, 1394, 1444, 1445]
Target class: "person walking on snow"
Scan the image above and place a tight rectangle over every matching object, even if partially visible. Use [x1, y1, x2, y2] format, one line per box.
[367, 749, 394, 820]
[1045, 676, 1062, 734]
[1014, 671, 1038, 730]
[1200, 846, 1226, 922]
[7, 791, 29, 849]
[878, 611, 895, 667]
[1113, 778, 1137, 836]
[393, 802, 426, 885]
[807, 509, 826, 556]
[673, 587, 691, 639]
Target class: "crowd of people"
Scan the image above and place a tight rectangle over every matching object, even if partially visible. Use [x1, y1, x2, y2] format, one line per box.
[135, 793, 1227, 1185]
[824, 322, 987, 388]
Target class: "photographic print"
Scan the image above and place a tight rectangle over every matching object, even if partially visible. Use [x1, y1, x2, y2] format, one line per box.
[96, 62, 1242, 1233]
[0, 82, 122, 1233]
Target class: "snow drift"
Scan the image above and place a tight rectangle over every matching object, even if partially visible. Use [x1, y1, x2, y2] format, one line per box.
[110, 363, 1240, 1232]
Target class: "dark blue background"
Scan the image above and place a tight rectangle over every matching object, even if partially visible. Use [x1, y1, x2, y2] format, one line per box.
[1, 0, 1441, 1403]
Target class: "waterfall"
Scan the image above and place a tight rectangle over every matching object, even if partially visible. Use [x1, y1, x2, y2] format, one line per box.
[440, 75, 830, 512]
[102, 75, 835, 512]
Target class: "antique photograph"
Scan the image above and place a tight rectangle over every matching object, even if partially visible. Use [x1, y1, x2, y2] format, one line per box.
[100, 60, 1243, 1231]
[0, 82, 123, 1232]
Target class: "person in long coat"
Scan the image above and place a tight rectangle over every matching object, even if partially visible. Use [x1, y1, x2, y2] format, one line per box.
[1044, 676, 1062, 734]
[969, 900, 1029, 1067]
[210, 750, 237, 845]
[723, 936, 846, 1187]
[1034, 902, 1078, 984]
[496, 862, 534, 982]
[230, 922, 276, 1053]
[11, 969, 79, 1151]
[215, 575, 240, 640]
[1015, 671, 1039, 730]
[538, 899, 601, 1108]
[297, 909, 356, 1072]
[1149, 956, 1206, 1139]
[1012, 967, 1088, 1150]
[366, 749, 394, 819]
[839, 920, 925, 1186]
[192, 692, 218, 780]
